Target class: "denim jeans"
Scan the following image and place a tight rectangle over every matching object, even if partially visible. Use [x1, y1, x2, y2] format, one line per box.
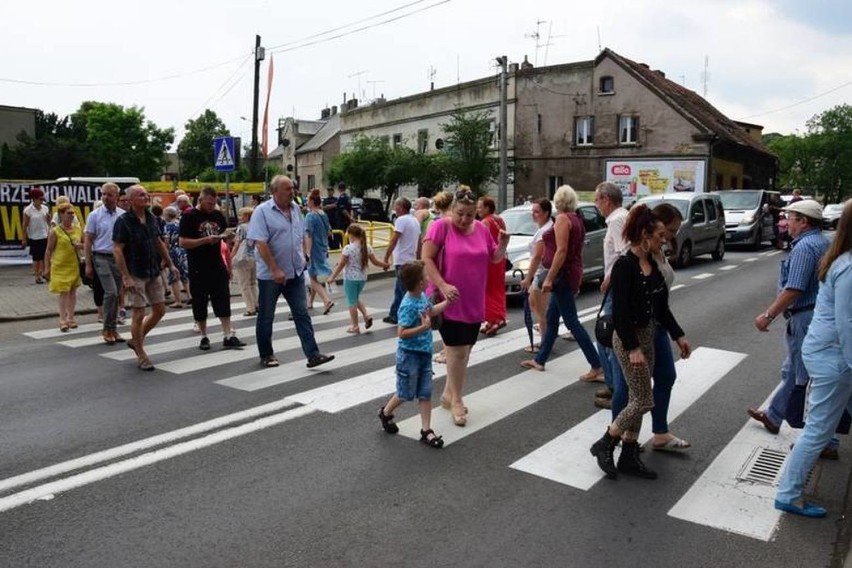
[256, 275, 319, 360]
[388, 265, 405, 321]
[535, 283, 601, 369]
[651, 325, 678, 433]
[599, 294, 628, 419]
[766, 311, 813, 427]
[776, 348, 852, 504]
[93, 254, 122, 332]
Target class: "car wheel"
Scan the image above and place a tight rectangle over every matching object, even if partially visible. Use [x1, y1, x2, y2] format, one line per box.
[675, 241, 692, 268]
[711, 237, 725, 261]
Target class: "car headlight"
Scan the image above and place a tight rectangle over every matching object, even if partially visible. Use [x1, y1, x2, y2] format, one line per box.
[740, 213, 755, 225]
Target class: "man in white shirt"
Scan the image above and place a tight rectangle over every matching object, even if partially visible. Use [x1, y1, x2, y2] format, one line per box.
[594, 182, 629, 411]
[382, 197, 420, 324]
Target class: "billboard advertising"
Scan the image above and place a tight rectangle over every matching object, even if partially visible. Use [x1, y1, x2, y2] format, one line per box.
[605, 159, 707, 198]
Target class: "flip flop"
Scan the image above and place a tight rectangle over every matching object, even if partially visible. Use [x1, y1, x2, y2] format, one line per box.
[523, 344, 540, 354]
[323, 302, 335, 315]
[520, 359, 545, 372]
[364, 316, 373, 330]
[652, 437, 691, 452]
[579, 369, 605, 383]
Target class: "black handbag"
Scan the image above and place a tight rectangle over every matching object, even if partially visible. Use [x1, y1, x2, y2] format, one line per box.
[429, 289, 444, 330]
[594, 289, 614, 348]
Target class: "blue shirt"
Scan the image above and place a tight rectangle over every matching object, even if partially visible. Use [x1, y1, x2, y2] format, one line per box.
[305, 210, 331, 266]
[779, 227, 829, 309]
[803, 252, 852, 370]
[85, 206, 125, 253]
[247, 199, 306, 280]
[397, 292, 433, 353]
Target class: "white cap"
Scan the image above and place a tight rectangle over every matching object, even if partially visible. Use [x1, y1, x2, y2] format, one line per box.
[783, 199, 823, 220]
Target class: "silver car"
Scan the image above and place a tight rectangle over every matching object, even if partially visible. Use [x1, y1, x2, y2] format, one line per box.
[503, 202, 607, 296]
[637, 192, 726, 267]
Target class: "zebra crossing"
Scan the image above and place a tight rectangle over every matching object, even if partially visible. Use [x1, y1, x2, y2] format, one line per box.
[14, 301, 816, 542]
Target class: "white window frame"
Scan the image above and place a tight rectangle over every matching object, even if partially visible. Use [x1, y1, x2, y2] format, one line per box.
[575, 116, 594, 146]
[618, 115, 638, 145]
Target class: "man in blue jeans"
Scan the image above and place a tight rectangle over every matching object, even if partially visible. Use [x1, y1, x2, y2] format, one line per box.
[248, 175, 335, 369]
[748, 200, 831, 453]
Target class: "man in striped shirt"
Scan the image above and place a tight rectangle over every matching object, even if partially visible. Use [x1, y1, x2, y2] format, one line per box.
[748, 200, 829, 443]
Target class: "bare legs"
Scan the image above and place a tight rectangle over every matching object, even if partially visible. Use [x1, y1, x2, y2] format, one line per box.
[442, 344, 472, 425]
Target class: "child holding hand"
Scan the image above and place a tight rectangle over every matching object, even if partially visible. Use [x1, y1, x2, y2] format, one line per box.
[377, 260, 450, 449]
[328, 224, 388, 334]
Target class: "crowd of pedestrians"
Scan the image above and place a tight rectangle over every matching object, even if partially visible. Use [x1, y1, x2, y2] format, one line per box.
[20, 179, 852, 512]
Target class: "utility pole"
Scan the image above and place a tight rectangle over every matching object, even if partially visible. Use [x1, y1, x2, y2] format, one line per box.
[251, 35, 265, 182]
[496, 56, 508, 212]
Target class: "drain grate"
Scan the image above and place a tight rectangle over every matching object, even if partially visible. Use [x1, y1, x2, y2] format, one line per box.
[738, 447, 788, 485]
[736, 446, 822, 491]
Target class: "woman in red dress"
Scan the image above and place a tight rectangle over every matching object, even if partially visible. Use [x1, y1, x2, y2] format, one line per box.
[478, 196, 507, 336]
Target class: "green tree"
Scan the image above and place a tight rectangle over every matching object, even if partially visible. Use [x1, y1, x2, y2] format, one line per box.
[409, 152, 449, 197]
[805, 104, 852, 203]
[177, 110, 230, 180]
[441, 110, 497, 194]
[327, 135, 390, 195]
[71, 101, 174, 179]
[0, 110, 95, 179]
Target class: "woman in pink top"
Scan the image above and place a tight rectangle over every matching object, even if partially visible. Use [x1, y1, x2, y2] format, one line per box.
[422, 187, 509, 426]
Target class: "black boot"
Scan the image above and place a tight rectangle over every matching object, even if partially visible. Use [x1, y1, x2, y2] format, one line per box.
[590, 430, 620, 479]
[617, 441, 657, 479]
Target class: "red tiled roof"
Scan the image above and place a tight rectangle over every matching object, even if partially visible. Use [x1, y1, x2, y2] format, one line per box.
[598, 48, 775, 158]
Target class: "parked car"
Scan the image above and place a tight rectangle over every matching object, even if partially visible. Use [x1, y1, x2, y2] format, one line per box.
[503, 202, 606, 296]
[823, 203, 844, 230]
[713, 189, 780, 249]
[637, 192, 726, 267]
[357, 197, 391, 223]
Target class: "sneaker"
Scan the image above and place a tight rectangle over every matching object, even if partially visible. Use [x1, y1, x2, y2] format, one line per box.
[382, 316, 397, 325]
[306, 353, 335, 368]
[199, 336, 211, 351]
[192, 322, 201, 334]
[223, 335, 246, 349]
[260, 356, 279, 368]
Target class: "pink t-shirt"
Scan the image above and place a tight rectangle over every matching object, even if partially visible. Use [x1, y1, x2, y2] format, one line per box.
[425, 218, 496, 323]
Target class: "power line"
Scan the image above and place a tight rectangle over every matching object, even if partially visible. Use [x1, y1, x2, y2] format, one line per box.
[268, 0, 451, 55]
[740, 79, 852, 119]
[266, 0, 436, 51]
[192, 55, 254, 118]
[0, 53, 251, 88]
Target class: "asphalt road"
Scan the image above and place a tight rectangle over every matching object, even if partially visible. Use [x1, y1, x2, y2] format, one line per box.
[0, 247, 849, 568]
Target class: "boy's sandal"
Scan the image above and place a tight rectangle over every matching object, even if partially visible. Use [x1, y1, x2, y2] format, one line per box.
[420, 429, 444, 449]
[378, 407, 399, 434]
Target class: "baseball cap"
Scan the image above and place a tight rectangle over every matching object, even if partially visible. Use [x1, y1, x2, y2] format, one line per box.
[783, 199, 823, 220]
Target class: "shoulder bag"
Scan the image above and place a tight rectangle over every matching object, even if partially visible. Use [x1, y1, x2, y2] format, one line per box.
[594, 288, 614, 348]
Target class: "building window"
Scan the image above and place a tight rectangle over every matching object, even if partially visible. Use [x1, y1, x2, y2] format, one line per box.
[392, 133, 402, 147]
[417, 129, 428, 153]
[618, 115, 638, 144]
[488, 120, 498, 148]
[599, 76, 614, 94]
[547, 176, 564, 198]
[307, 174, 316, 190]
[575, 116, 594, 146]
[715, 173, 723, 191]
[730, 176, 738, 189]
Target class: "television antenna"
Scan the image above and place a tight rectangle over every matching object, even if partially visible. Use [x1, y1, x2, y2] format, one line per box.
[348, 70, 368, 100]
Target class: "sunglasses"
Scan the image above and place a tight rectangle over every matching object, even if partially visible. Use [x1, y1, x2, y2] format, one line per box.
[454, 190, 476, 204]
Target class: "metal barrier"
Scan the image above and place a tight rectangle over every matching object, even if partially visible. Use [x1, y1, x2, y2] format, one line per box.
[327, 221, 394, 253]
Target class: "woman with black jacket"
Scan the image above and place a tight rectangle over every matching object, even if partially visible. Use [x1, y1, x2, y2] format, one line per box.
[590, 204, 691, 480]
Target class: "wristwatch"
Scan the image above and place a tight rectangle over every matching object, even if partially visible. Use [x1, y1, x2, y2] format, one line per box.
[762, 312, 775, 321]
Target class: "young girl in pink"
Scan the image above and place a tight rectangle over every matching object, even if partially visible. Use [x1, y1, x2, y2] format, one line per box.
[328, 224, 388, 334]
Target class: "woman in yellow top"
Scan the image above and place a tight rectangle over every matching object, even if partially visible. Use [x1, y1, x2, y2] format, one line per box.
[44, 202, 83, 332]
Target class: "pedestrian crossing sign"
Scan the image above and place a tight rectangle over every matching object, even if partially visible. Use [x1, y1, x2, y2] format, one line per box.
[213, 137, 236, 172]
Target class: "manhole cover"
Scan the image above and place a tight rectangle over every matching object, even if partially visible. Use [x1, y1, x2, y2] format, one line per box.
[736, 446, 821, 491]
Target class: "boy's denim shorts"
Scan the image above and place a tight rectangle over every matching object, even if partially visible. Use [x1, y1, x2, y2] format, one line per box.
[395, 348, 433, 401]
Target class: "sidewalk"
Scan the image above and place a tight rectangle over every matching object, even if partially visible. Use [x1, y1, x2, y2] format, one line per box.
[0, 250, 393, 322]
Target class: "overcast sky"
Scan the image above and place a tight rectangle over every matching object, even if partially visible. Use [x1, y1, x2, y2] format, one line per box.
[3, 0, 851, 151]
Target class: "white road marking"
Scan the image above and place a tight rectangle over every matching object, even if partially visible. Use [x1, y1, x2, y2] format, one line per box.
[719, 265, 738, 271]
[395, 350, 589, 446]
[743, 258, 758, 263]
[668, 394, 799, 541]
[767, 250, 783, 257]
[509, 347, 747, 490]
[669, 284, 686, 291]
[0, 405, 314, 513]
[691, 273, 714, 280]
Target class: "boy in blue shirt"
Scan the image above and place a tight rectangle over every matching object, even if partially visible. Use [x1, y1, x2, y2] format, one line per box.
[378, 260, 450, 448]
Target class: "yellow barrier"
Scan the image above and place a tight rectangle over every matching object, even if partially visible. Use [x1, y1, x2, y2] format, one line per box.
[327, 221, 394, 253]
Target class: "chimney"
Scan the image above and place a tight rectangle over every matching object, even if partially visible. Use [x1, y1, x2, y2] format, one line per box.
[331, 105, 338, 115]
[639, 63, 650, 69]
[654, 70, 666, 78]
[521, 55, 533, 70]
[320, 108, 330, 120]
[509, 63, 519, 73]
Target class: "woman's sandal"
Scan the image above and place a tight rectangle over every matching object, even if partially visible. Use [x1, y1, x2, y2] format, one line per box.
[346, 327, 360, 334]
[59, 321, 70, 333]
[440, 397, 468, 414]
[170, 303, 184, 309]
[579, 368, 605, 383]
[523, 343, 540, 354]
[323, 301, 335, 315]
[378, 407, 399, 434]
[420, 429, 444, 449]
[520, 359, 545, 372]
[433, 352, 446, 364]
[68, 320, 78, 329]
[364, 316, 373, 330]
[452, 413, 467, 427]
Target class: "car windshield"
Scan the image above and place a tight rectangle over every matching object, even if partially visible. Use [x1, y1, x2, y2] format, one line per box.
[501, 209, 538, 236]
[717, 191, 760, 210]
[825, 204, 843, 213]
[638, 198, 689, 218]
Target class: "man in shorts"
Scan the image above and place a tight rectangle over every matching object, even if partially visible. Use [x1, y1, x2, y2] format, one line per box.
[113, 185, 177, 371]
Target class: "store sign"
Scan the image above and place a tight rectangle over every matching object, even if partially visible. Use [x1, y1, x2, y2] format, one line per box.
[605, 159, 706, 197]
